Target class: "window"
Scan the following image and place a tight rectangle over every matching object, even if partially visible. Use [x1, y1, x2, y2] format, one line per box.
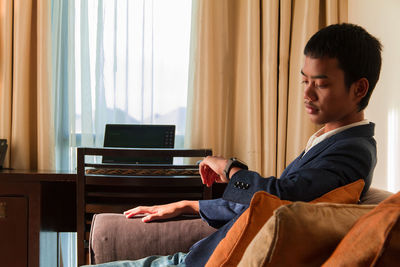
[52, 0, 193, 170]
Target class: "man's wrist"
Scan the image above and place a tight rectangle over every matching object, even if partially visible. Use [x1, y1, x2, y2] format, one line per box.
[228, 167, 242, 179]
[224, 158, 248, 180]
[180, 200, 199, 214]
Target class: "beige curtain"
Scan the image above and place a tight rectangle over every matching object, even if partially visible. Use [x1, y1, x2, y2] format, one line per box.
[0, 0, 54, 170]
[186, 0, 347, 176]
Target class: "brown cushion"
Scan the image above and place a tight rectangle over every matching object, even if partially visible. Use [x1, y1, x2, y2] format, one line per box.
[205, 179, 365, 267]
[89, 214, 216, 264]
[322, 191, 400, 267]
[239, 202, 375, 267]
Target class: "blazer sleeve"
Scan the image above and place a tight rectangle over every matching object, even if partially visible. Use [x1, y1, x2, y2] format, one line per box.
[222, 137, 376, 205]
[198, 198, 248, 228]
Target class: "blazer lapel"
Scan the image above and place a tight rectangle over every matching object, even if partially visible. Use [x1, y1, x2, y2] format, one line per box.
[295, 123, 375, 170]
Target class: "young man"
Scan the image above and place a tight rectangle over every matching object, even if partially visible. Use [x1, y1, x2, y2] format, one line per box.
[101, 23, 382, 267]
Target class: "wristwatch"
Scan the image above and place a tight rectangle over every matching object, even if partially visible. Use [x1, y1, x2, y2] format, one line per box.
[224, 157, 248, 179]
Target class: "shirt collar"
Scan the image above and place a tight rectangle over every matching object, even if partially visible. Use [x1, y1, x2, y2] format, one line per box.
[304, 119, 370, 155]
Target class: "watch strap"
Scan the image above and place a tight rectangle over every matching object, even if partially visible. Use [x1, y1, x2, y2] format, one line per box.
[224, 157, 248, 179]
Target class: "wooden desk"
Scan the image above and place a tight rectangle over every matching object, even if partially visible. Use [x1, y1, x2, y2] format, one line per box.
[0, 167, 225, 267]
[0, 170, 76, 267]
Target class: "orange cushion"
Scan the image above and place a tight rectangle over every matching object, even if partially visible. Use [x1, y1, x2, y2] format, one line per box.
[322, 191, 400, 267]
[205, 179, 365, 267]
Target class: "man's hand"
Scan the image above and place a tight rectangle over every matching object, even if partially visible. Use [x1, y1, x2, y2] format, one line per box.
[124, 200, 199, 223]
[199, 156, 229, 187]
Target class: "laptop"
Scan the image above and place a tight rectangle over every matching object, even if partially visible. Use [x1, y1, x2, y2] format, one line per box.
[102, 124, 175, 164]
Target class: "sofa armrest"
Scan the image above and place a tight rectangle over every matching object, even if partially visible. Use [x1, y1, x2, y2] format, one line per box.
[89, 213, 217, 264]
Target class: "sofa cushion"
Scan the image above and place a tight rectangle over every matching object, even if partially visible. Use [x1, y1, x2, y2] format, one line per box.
[239, 202, 374, 267]
[322, 191, 400, 267]
[205, 179, 365, 267]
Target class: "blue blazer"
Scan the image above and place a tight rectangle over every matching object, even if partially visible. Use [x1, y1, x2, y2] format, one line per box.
[185, 123, 376, 266]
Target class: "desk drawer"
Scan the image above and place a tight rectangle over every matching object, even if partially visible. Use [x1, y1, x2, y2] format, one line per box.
[0, 196, 28, 267]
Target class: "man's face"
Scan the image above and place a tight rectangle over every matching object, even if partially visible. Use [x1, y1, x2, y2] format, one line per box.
[301, 56, 362, 131]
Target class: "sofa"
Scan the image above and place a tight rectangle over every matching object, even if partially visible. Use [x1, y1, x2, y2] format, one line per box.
[88, 186, 397, 266]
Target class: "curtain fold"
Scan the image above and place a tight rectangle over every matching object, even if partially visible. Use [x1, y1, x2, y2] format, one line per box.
[186, 0, 347, 176]
[0, 0, 13, 167]
[0, 0, 54, 170]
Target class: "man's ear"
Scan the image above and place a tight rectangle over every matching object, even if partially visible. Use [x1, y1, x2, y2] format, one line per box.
[353, 78, 369, 98]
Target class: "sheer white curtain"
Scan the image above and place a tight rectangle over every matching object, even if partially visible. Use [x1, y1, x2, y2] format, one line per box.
[51, 1, 192, 266]
[52, 0, 192, 171]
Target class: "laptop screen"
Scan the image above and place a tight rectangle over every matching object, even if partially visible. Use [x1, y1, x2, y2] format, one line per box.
[103, 124, 175, 164]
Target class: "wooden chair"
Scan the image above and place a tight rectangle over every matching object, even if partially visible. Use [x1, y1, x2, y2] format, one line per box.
[76, 147, 212, 266]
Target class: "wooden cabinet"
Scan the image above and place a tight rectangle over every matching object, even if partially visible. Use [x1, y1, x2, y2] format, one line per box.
[0, 170, 76, 267]
[0, 196, 28, 267]
[0, 182, 40, 267]
[0, 161, 221, 266]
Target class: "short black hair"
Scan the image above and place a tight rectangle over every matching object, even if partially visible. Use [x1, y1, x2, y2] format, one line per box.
[304, 23, 382, 111]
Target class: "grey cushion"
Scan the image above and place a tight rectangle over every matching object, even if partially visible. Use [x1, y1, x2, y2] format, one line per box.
[360, 187, 393, 204]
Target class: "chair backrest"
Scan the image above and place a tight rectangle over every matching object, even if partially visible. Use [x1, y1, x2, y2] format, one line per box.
[76, 147, 212, 266]
[360, 187, 393, 205]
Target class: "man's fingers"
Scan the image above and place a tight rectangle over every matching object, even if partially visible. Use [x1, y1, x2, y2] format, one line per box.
[203, 166, 211, 186]
[199, 165, 207, 184]
[124, 210, 148, 219]
[204, 167, 214, 187]
[199, 156, 229, 186]
[123, 207, 142, 215]
[142, 214, 160, 222]
[200, 165, 212, 186]
[125, 212, 137, 219]
[142, 212, 173, 223]
[124, 201, 187, 222]
[124, 206, 154, 218]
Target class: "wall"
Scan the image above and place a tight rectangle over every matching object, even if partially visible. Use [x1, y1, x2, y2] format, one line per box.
[348, 0, 400, 192]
